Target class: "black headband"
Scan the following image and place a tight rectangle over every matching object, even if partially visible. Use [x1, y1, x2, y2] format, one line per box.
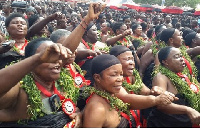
[109, 45, 131, 57]
[91, 54, 121, 76]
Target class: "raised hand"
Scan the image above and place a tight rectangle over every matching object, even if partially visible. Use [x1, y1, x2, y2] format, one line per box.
[50, 12, 63, 21]
[85, 3, 106, 22]
[39, 43, 72, 63]
[122, 30, 132, 37]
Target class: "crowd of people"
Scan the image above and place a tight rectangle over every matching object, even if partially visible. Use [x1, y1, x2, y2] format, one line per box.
[0, 0, 200, 127]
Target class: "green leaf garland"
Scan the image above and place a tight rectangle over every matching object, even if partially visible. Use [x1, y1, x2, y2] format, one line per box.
[151, 43, 198, 79]
[122, 69, 143, 94]
[56, 68, 80, 103]
[21, 74, 44, 121]
[83, 87, 130, 115]
[159, 65, 200, 112]
[116, 36, 131, 47]
[21, 68, 80, 121]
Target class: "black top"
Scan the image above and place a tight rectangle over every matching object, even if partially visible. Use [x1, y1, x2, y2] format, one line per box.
[0, 51, 24, 69]
[0, 111, 71, 128]
[147, 94, 192, 127]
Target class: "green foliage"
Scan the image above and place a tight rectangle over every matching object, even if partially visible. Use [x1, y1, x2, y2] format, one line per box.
[83, 87, 130, 115]
[122, 69, 143, 94]
[21, 68, 80, 121]
[159, 65, 200, 112]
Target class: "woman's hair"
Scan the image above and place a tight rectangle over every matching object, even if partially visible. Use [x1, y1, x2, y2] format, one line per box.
[131, 24, 140, 31]
[185, 32, 197, 47]
[158, 46, 173, 65]
[123, 15, 130, 22]
[26, 6, 37, 13]
[160, 28, 175, 44]
[83, 22, 95, 36]
[5, 13, 27, 28]
[140, 22, 147, 31]
[28, 14, 39, 27]
[112, 22, 124, 34]
[147, 28, 154, 39]
[25, 37, 51, 58]
[154, 24, 165, 35]
[182, 28, 194, 41]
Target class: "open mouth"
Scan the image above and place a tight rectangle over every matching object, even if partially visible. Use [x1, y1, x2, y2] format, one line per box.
[51, 66, 61, 74]
[17, 28, 23, 32]
[182, 62, 186, 67]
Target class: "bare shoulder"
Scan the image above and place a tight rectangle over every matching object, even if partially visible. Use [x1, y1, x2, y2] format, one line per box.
[83, 95, 107, 127]
[154, 72, 167, 77]
[152, 72, 170, 90]
[153, 72, 169, 82]
[85, 95, 107, 114]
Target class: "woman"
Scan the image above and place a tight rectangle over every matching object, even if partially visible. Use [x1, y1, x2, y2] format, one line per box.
[76, 22, 106, 84]
[132, 24, 142, 39]
[99, 22, 111, 43]
[148, 46, 200, 127]
[0, 13, 28, 69]
[82, 54, 177, 128]
[0, 12, 61, 69]
[139, 28, 200, 88]
[106, 22, 132, 47]
[50, 29, 91, 92]
[0, 38, 82, 127]
[110, 45, 165, 127]
[110, 45, 152, 95]
[0, 2, 106, 127]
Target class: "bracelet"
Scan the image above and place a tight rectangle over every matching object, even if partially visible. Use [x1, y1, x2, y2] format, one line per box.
[80, 23, 86, 30]
[82, 19, 88, 26]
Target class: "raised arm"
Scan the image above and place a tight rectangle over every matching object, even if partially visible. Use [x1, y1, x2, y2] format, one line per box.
[106, 30, 131, 46]
[0, 43, 71, 96]
[61, 3, 106, 53]
[187, 46, 200, 59]
[26, 12, 62, 39]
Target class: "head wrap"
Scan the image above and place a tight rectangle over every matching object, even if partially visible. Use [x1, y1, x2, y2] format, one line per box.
[185, 32, 197, 46]
[160, 28, 175, 44]
[109, 45, 131, 57]
[158, 46, 173, 65]
[91, 54, 121, 76]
